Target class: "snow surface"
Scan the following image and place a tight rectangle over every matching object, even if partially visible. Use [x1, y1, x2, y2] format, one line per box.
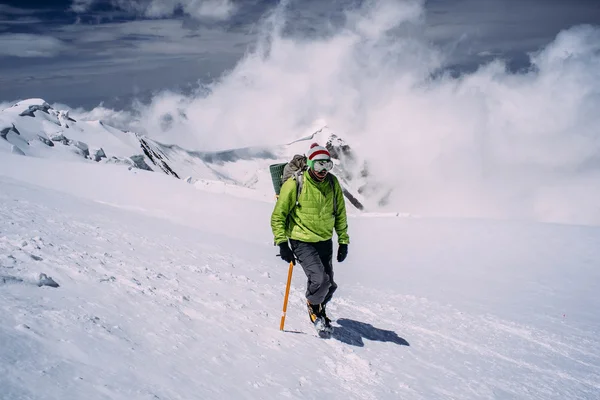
[1, 152, 599, 399]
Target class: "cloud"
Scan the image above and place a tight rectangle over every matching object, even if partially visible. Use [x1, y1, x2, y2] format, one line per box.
[57, 102, 139, 130]
[0, 17, 44, 25]
[146, 0, 236, 20]
[70, 0, 96, 14]
[0, 4, 45, 25]
[0, 18, 252, 109]
[0, 34, 67, 57]
[71, 0, 237, 20]
[52, 19, 252, 60]
[0, 5, 41, 15]
[108, 0, 600, 226]
[0, 101, 13, 111]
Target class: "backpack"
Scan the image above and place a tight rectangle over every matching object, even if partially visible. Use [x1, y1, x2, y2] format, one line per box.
[269, 155, 337, 215]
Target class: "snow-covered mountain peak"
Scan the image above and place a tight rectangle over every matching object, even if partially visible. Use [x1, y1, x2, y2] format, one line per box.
[1, 99, 391, 210]
[5, 98, 52, 112]
[1, 98, 140, 159]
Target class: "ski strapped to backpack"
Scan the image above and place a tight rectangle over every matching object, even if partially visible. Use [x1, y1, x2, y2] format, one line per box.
[274, 154, 337, 216]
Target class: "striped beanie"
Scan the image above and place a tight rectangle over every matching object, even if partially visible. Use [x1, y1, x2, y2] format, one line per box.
[307, 143, 330, 161]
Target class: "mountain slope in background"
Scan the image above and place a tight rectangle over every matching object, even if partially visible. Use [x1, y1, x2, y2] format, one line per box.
[1, 152, 599, 399]
[0, 99, 148, 168]
[1, 99, 390, 211]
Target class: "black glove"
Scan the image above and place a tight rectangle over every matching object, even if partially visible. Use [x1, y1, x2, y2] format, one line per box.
[278, 242, 295, 265]
[337, 244, 348, 263]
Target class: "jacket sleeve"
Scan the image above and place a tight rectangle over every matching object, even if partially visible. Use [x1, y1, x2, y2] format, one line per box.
[270, 178, 296, 245]
[333, 177, 350, 244]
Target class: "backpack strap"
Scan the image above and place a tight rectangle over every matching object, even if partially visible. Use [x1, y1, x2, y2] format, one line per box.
[328, 175, 337, 217]
[293, 170, 304, 207]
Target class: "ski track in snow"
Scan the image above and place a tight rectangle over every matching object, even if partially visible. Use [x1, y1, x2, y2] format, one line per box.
[1, 176, 600, 400]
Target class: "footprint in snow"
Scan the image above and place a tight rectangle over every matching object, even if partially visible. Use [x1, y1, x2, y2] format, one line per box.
[1, 275, 24, 285]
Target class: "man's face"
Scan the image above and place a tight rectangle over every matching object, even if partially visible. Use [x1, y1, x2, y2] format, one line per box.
[314, 169, 328, 179]
[312, 159, 333, 179]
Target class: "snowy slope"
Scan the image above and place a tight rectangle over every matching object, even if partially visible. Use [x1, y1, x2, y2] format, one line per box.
[1, 152, 599, 400]
[0, 99, 142, 162]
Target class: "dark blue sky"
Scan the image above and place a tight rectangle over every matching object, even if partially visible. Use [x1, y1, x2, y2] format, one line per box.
[1, 0, 599, 109]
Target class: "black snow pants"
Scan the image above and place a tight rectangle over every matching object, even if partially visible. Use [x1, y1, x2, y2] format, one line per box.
[289, 239, 337, 306]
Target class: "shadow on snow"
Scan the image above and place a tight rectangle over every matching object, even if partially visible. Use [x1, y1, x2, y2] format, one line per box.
[332, 318, 410, 347]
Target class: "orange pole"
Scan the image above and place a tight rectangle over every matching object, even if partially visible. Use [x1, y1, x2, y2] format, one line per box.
[279, 261, 294, 331]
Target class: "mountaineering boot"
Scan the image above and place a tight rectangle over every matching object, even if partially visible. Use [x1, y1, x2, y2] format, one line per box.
[319, 304, 333, 334]
[321, 304, 333, 332]
[307, 301, 322, 324]
[307, 301, 332, 337]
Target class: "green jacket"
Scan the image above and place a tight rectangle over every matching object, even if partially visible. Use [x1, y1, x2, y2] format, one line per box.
[271, 171, 349, 245]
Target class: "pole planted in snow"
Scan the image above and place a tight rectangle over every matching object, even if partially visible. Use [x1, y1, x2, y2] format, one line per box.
[280, 261, 294, 331]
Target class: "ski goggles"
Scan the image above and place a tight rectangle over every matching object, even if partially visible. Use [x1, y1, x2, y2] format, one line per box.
[311, 159, 333, 173]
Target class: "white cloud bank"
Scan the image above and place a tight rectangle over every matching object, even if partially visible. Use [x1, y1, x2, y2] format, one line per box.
[78, 0, 600, 225]
[71, 0, 236, 20]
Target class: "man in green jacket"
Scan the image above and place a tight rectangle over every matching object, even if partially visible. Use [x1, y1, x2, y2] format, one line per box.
[271, 143, 349, 333]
